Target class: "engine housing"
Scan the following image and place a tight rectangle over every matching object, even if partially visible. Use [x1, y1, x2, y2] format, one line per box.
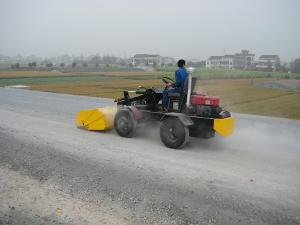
[190, 95, 220, 107]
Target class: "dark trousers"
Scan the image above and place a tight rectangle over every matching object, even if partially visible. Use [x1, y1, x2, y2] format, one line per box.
[162, 88, 179, 109]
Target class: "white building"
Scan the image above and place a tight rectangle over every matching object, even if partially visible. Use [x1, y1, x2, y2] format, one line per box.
[0, 54, 10, 63]
[131, 54, 175, 67]
[206, 50, 255, 69]
[254, 55, 280, 71]
[206, 55, 234, 69]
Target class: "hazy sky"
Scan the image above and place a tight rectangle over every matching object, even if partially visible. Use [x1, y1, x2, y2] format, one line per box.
[0, 0, 299, 61]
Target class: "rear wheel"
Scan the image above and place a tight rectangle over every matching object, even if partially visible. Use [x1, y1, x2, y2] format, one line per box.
[114, 109, 137, 138]
[160, 117, 189, 149]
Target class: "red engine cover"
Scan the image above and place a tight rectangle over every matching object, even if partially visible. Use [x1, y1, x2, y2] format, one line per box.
[190, 95, 220, 106]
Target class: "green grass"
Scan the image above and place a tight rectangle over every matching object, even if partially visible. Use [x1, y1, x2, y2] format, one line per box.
[0, 75, 120, 86]
[158, 67, 300, 79]
[0, 72, 158, 86]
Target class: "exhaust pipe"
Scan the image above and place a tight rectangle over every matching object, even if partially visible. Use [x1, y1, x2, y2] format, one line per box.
[186, 67, 195, 107]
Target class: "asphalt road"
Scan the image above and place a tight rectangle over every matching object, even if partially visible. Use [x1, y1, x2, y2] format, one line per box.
[0, 87, 299, 225]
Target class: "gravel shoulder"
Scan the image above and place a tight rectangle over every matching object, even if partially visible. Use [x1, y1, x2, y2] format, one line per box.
[0, 167, 133, 225]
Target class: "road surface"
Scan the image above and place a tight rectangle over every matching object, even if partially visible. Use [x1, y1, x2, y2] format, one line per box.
[0, 87, 299, 225]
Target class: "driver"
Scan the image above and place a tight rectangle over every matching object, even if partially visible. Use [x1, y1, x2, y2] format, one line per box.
[162, 59, 188, 110]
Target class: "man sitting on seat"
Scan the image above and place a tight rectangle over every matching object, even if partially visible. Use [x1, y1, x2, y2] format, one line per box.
[162, 59, 189, 110]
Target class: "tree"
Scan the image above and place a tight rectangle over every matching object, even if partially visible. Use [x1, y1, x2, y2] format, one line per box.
[95, 63, 99, 67]
[60, 63, 65, 67]
[82, 62, 88, 67]
[46, 62, 53, 68]
[15, 63, 20, 69]
[72, 62, 77, 68]
[28, 62, 36, 69]
[102, 55, 119, 64]
[291, 58, 300, 73]
[90, 55, 101, 64]
[281, 62, 288, 72]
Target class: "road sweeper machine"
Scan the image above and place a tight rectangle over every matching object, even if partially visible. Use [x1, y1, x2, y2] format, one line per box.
[76, 68, 235, 149]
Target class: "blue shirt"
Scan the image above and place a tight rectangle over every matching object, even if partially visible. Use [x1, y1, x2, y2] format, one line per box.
[173, 67, 188, 93]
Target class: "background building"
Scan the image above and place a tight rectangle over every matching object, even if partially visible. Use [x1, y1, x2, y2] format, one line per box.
[206, 55, 234, 69]
[206, 50, 255, 70]
[254, 55, 280, 71]
[233, 50, 255, 69]
[131, 54, 175, 67]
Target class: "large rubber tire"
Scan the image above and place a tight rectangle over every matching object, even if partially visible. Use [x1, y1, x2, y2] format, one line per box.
[114, 109, 137, 138]
[160, 117, 189, 149]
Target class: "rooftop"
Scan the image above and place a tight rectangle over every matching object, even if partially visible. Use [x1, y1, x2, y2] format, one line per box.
[259, 55, 280, 59]
[134, 54, 160, 58]
[208, 56, 222, 60]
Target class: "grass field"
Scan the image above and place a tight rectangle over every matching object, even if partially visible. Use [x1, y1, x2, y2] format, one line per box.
[0, 71, 158, 78]
[159, 67, 300, 79]
[0, 70, 299, 119]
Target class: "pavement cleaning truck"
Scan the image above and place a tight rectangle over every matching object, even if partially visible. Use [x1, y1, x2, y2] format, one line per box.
[76, 67, 234, 149]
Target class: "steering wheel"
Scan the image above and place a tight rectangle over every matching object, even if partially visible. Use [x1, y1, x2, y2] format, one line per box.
[162, 76, 175, 84]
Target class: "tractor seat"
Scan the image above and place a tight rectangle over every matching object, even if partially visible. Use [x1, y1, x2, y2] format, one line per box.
[168, 92, 181, 97]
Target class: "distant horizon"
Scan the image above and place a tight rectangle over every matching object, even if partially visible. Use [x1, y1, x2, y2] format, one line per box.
[0, 44, 298, 62]
[0, 50, 298, 63]
[0, 50, 296, 63]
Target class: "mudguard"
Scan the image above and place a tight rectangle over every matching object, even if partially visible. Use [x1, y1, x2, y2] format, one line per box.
[213, 116, 235, 137]
[161, 113, 194, 126]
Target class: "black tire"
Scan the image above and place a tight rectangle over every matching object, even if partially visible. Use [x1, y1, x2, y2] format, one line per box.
[114, 109, 137, 138]
[160, 117, 189, 149]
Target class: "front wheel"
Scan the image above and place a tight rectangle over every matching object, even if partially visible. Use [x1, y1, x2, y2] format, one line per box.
[114, 109, 137, 138]
[160, 117, 189, 149]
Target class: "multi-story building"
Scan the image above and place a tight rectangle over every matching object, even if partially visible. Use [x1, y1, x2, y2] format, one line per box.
[131, 54, 175, 67]
[0, 54, 10, 63]
[233, 50, 255, 69]
[206, 55, 234, 69]
[206, 50, 255, 70]
[131, 54, 161, 66]
[254, 55, 280, 71]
